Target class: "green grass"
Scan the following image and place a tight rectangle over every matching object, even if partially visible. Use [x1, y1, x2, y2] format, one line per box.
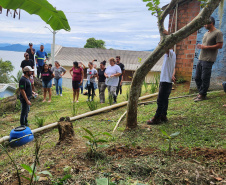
[0, 84, 225, 184]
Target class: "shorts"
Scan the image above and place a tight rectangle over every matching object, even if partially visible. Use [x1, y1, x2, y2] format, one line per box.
[29, 75, 34, 84]
[72, 81, 80, 90]
[42, 81, 52, 88]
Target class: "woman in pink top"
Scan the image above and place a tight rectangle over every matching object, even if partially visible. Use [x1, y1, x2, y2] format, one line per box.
[70, 61, 84, 103]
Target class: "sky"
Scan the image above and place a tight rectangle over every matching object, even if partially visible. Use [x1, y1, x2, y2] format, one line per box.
[0, 0, 171, 51]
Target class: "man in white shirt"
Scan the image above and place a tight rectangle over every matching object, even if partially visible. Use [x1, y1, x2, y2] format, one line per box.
[147, 30, 176, 124]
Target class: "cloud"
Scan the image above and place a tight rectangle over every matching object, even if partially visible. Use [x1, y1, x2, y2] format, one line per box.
[0, 0, 171, 50]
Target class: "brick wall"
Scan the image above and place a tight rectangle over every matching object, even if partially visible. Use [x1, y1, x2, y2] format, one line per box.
[168, 0, 200, 81]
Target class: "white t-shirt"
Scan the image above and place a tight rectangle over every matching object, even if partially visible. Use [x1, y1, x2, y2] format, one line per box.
[160, 49, 176, 83]
[105, 65, 122, 86]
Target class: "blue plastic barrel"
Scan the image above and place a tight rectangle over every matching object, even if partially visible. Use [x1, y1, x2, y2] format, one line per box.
[9, 126, 34, 147]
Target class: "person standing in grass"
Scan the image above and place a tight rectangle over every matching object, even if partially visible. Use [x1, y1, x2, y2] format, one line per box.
[104, 58, 122, 104]
[35, 45, 48, 79]
[116, 56, 125, 95]
[194, 17, 223, 102]
[97, 60, 107, 103]
[70, 61, 84, 103]
[21, 52, 35, 92]
[26, 43, 35, 62]
[51, 61, 66, 96]
[41, 64, 54, 102]
[78, 62, 86, 94]
[147, 30, 176, 125]
[19, 66, 34, 126]
[87, 62, 97, 101]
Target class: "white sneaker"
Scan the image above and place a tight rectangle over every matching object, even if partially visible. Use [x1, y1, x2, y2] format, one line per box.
[60, 94, 62, 96]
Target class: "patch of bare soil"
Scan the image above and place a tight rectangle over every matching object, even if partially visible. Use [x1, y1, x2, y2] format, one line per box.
[177, 147, 226, 163]
[105, 146, 156, 159]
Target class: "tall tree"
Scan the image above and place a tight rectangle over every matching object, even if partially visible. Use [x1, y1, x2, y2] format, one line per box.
[84, 38, 106, 49]
[126, 0, 222, 129]
[0, 59, 14, 83]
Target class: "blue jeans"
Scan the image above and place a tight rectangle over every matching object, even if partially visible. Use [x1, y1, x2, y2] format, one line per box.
[20, 99, 30, 126]
[54, 78, 62, 95]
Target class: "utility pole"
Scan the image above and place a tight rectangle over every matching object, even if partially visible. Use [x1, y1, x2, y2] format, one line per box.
[52, 30, 56, 65]
[45, 26, 57, 65]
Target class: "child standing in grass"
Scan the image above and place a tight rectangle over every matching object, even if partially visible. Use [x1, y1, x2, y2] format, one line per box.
[41, 64, 54, 102]
[147, 30, 176, 125]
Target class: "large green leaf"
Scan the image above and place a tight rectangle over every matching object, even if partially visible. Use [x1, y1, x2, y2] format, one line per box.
[0, 0, 70, 31]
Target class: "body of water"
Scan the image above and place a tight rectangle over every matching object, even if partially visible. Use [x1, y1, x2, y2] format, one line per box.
[0, 50, 37, 78]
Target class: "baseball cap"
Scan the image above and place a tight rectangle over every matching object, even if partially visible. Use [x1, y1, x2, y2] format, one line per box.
[23, 66, 35, 72]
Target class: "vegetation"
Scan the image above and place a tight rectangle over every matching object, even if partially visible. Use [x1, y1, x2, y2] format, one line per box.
[84, 37, 106, 49]
[11, 70, 23, 84]
[0, 0, 70, 31]
[86, 100, 98, 111]
[0, 59, 14, 83]
[0, 85, 225, 184]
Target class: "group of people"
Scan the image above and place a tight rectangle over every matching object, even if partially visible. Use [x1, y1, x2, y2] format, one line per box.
[19, 43, 125, 126]
[18, 16, 224, 127]
[70, 56, 125, 103]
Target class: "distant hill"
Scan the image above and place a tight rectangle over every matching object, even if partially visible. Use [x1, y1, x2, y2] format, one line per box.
[0, 43, 51, 53]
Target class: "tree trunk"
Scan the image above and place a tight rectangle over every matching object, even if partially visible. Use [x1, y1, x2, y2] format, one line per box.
[126, 0, 221, 129]
[57, 117, 75, 145]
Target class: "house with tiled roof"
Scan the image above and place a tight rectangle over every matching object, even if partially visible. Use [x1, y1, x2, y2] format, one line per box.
[50, 46, 163, 85]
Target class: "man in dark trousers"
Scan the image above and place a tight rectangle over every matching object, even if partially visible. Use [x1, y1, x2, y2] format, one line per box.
[19, 66, 34, 126]
[194, 17, 223, 102]
[35, 45, 48, 78]
[21, 52, 35, 91]
[26, 43, 35, 62]
[116, 56, 125, 95]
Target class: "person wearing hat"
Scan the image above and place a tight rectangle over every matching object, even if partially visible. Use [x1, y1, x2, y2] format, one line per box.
[194, 16, 223, 102]
[19, 66, 34, 126]
[26, 43, 35, 63]
[21, 52, 35, 91]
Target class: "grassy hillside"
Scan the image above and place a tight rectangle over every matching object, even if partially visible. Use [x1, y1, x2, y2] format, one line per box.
[0, 84, 225, 184]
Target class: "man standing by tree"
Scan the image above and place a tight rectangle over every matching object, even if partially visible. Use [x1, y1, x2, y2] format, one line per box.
[147, 30, 176, 125]
[194, 17, 223, 102]
[35, 45, 48, 78]
[26, 43, 35, 63]
[21, 52, 35, 91]
[116, 56, 125, 95]
[19, 66, 34, 126]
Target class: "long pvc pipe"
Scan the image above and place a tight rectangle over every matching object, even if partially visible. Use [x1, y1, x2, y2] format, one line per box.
[0, 93, 158, 144]
[70, 93, 158, 121]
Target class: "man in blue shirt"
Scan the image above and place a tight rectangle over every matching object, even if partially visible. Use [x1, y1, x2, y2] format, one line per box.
[35, 45, 48, 78]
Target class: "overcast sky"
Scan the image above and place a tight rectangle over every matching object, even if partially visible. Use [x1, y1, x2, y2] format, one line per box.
[0, 0, 171, 51]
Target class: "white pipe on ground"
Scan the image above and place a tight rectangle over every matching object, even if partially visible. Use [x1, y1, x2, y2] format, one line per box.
[0, 93, 158, 144]
[70, 93, 158, 121]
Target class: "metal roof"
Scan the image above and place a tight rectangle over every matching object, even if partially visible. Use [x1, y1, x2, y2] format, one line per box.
[53, 47, 163, 72]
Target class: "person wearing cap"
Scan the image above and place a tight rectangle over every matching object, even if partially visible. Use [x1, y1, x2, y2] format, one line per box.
[19, 66, 34, 126]
[35, 45, 48, 79]
[194, 17, 223, 102]
[21, 52, 35, 91]
[26, 43, 35, 63]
